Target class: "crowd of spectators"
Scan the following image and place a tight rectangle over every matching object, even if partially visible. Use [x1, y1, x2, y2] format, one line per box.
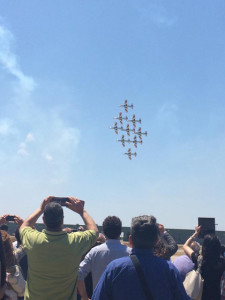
[0, 196, 225, 300]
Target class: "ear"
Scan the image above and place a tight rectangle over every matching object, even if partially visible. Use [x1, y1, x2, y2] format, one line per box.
[129, 235, 134, 248]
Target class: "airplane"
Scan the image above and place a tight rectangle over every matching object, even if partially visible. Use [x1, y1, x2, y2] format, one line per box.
[109, 122, 123, 134]
[119, 99, 134, 113]
[117, 135, 131, 147]
[130, 135, 143, 148]
[128, 114, 141, 128]
[123, 124, 135, 136]
[113, 112, 128, 124]
[133, 127, 147, 139]
[124, 148, 137, 160]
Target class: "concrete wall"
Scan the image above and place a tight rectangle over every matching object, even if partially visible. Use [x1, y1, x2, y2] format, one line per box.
[4, 223, 225, 245]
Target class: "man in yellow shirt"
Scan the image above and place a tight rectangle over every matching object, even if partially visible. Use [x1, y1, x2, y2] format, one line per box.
[20, 196, 98, 300]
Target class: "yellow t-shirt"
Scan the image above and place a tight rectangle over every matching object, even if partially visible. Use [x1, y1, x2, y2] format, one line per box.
[20, 227, 98, 300]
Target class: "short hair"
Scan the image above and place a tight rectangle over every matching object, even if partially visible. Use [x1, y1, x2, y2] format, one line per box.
[190, 241, 200, 254]
[131, 215, 158, 249]
[103, 216, 122, 239]
[44, 202, 64, 230]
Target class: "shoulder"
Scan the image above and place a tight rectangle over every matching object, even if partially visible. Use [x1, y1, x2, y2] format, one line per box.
[69, 230, 98, 241]
[20, 227, 43, 239]
[106, 255, 131, 271]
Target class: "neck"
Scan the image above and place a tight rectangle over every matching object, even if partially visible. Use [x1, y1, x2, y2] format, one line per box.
[46, 227, 62, 232]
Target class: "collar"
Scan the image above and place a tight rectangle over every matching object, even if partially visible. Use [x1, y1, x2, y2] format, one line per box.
[42, 229, 67, 236]
[105, 239, 121, 244]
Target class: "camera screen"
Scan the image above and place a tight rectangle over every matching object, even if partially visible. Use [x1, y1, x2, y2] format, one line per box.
[198, 217, 215, 238]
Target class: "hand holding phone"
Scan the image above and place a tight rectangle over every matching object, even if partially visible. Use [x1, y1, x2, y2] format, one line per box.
[6, 215, 15, 222]
[65, 197, 85, 215]
[50, 197, 71, 207]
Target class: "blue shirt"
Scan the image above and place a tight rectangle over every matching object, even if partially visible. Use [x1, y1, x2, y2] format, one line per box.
[78, 239, 131, 289]
[92, 248, 191, 300]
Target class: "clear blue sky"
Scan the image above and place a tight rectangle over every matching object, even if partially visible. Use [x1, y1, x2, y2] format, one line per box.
[0, 0, 225, 229]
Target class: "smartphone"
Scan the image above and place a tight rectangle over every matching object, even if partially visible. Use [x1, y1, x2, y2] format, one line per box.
[198, 217, 215, 239]
[50, 197, 71, 206]
[6, 215, 15, 221]
[51, 197, 85, 207]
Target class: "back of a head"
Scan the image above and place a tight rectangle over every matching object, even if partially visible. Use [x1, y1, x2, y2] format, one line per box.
[103, 216, 122, 239]
[44, 202, 64, 230]
[131, 215, 158, 249]
[0, 230, 15, 268]
[202, 235, 221, 263]
[190, 241, 200, 255]
[0, 224, 8, 232]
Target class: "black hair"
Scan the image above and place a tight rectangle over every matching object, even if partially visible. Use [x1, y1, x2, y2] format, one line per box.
[44, 202, 64, 230]
[0, 224, 8, 232]
[202, 235, 221, 265]
[103, 216, 122, 239]
[131, 215, 158, 249]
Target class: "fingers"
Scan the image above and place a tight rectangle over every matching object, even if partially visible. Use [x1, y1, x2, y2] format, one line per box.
[40, 196, 55, 211]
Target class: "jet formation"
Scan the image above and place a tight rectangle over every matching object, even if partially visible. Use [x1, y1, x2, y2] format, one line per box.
[109, 100, 148, 160]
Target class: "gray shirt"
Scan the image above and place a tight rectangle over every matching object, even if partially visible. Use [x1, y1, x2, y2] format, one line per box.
[78, 239, 131, 289]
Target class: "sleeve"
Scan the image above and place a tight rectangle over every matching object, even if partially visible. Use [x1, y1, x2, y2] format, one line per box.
[78, 248, 94, 280]
[162, 231, 178, 257]
[20, 227, 42, 250]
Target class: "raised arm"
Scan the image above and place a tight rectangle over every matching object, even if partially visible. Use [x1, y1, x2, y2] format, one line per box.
[162, 231, 178, 256]
[66, 197, 98, 232]
[183, 226, 201, 258]
[19, 196, 52, 232]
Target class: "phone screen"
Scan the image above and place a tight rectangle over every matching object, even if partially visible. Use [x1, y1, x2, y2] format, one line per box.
[6, 215, 15, 221]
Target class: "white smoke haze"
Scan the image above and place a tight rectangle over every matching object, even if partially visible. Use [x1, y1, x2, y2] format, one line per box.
[0, 22, 81, 185]
[0, 25, 36, 94]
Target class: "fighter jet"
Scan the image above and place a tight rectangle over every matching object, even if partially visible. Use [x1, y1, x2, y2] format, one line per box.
[130, 135, 143, 148]
[117, 135, 131, 147]
[113, 112, 128, 124]
[133, 127, 147, 139]
[109, 122, 123, 134]
[124, 148, 137, 160]
[123, 124, 135, 136]
[119, 99, 134, 113]
[128, 114, 141, 128]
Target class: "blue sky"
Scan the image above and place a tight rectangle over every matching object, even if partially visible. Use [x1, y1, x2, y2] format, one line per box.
[0, 1, 225, 229]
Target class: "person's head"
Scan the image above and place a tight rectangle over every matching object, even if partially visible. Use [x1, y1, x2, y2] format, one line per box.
[43, 202, 64, 231]
[97, 233, 106, 245]
[190, 241, 200, 255]
[0, 230, 15, 268]
[202, 235, 221, 263]
[153, 237, 168, 258]
[130, 215, 158, 249]
[102, 216, 122, 239]
[0, 224, 8, 232]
